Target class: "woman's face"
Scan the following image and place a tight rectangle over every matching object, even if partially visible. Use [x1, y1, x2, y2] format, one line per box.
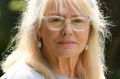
[38, 0, 90, 58]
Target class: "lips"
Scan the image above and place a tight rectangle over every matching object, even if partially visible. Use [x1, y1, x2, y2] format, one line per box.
[57, 40, 77, 45]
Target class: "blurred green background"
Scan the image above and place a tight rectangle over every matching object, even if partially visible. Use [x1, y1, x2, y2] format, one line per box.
[0, 0, 120, 79]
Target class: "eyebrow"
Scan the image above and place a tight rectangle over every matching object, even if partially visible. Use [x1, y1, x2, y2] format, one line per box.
[45, 11, 89, 18]
[47, 13, 62, 16]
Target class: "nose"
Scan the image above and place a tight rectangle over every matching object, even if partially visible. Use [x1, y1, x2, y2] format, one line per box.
[61, 22, 73, 36]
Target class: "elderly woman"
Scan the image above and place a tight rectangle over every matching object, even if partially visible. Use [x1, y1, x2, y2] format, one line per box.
[0, 0, 110, 79]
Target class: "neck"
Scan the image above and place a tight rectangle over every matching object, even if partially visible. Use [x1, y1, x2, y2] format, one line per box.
[45, 54, 80, 78]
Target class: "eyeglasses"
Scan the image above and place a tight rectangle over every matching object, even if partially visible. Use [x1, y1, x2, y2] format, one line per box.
[42, 15, 90, 31]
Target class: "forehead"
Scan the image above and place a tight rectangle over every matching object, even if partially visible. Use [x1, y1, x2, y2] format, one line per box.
[44, 0, 90, 16]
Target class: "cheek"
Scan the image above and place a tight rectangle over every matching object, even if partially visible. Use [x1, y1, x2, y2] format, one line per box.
[44, 30, 57, 41]
[76, 29, 90, 46]
[41, 23, 59, 41]
[41, 27, 59, 45]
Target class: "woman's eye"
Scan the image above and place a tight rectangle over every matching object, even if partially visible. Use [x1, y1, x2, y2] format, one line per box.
[72, 19, 82, 23]
[49, 18, 61, 23]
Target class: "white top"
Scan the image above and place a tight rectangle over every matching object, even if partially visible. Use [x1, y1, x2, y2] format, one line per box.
[0, 61, 44, 79]
[0, 61, 78, 79]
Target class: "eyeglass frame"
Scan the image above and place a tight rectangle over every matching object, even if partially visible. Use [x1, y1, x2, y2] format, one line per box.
[42, 15, 90, 31]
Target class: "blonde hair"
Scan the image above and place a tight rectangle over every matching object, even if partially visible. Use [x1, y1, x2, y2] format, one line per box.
[1, 0, 110, 79]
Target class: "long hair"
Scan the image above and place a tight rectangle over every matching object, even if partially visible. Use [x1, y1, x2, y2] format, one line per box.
[1, 0, 110, 79]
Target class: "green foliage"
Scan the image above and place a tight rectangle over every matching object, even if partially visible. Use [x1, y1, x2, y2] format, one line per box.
[9, 0, 26, 11]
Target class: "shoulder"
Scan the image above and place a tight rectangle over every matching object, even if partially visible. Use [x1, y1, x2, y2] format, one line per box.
[0, 61, 45, 79]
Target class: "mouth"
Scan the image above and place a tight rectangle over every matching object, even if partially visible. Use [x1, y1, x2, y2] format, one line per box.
[57, 40, 77, 45]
